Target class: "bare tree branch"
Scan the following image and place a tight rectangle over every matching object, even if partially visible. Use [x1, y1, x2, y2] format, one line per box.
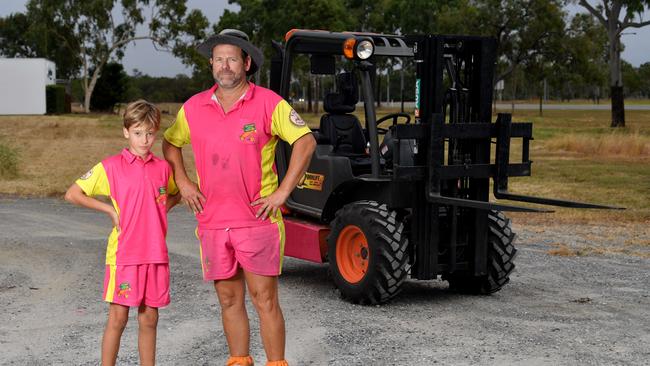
[624, 19, 650, 28]
[579, 0, 607, 26]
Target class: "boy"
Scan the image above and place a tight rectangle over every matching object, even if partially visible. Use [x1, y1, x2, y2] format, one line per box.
[65, 99, 180, 366]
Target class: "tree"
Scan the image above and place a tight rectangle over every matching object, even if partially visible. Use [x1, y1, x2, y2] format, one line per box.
[638, 62, 650, 97]
[384, 0, 478, 35]
[212, 0, 355, 111]
[11, 0, 208, 113]
[0, 12, 80, 79]
[90, 62, 128, 111]
[473, 0, 567, 85]
[546, 13, 608, 103]
[622, 61, 642, 96]
[578, 0, 650, 127]
[384, 0, 569, 93]
[216, 0, 353, 74]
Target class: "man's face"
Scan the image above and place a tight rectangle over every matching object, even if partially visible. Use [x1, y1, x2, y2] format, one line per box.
[210, 44, 251, 90]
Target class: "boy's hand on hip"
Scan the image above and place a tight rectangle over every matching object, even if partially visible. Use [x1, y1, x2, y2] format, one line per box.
[251, 189, 290, 221]
[178, 180, 206, 214]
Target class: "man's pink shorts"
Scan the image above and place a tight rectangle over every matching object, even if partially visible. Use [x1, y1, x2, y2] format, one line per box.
[103, 263, 170, 308]
[198, 222, 285, 280]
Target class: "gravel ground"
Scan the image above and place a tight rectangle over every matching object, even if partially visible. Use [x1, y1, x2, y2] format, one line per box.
[1, 198, 648, 365]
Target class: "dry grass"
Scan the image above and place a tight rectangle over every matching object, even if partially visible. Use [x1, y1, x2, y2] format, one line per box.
[0, 113, 195, 196]
[0, 106, 648, 225]
[546, 243, 650, 258]
[545, 132, 650, 159]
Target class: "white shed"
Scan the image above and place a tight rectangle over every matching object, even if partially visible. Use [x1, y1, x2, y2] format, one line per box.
[0, 58, 56, 115]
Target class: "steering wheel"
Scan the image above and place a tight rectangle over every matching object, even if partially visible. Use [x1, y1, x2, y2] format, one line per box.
[375, 112, 411, 134]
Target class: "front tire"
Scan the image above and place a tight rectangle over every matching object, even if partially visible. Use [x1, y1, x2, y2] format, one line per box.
[328, 201, 409, 304]
[446, 210, 517, 294]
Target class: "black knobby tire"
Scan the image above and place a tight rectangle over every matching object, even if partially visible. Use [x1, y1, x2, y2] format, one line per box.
[447, 210, 517, 294]
[327, 200, 409, 304]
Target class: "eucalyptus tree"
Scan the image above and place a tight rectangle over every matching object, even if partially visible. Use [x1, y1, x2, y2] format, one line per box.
[578, 0, 650, 127]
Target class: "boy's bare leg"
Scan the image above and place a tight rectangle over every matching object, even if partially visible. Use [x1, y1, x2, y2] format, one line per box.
[102, 303, 129, 366]
[214, 269, 250, 357]
[137, 305, 159, 366]
[244, 271, 285, 362]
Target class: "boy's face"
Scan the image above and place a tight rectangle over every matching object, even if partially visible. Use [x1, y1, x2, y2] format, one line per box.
[123, 123, 157, 158]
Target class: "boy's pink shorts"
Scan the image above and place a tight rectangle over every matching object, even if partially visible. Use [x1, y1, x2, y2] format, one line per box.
[198, 222, 284, 280]
[103, 263, 170, 308]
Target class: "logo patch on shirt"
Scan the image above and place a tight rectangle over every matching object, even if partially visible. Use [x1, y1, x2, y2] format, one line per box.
[117, 282, 131, 298]
[156, 186, 168, 206]
[79, 169, 93, 180]
[240, 123, 257, 143]
[289, 109, 305, 126]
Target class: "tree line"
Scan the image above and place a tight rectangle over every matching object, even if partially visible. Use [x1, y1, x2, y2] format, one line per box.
[1, 0, 649, 126]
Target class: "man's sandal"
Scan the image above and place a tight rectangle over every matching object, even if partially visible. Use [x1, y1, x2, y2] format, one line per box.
[226, 355, 254, 366]
[266, 361, 288, 366]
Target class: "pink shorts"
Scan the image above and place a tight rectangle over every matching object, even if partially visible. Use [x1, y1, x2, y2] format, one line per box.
[198, 222, 285, 280]
[103, 263, 170, 308]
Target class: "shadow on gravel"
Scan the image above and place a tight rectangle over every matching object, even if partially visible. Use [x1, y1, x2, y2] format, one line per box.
[281, 261, 329, 282]
[389, 280, 467, 306]
[279, 259, 472, 306]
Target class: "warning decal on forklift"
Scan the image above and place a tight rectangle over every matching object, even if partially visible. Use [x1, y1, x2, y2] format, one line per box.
[297, 172, 324, 191]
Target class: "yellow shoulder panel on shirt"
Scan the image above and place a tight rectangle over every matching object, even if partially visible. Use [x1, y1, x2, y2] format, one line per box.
[75, 162, 110, 197]
[167, 172, 179, 195]
[164, 106, 191, 147]
[271, 100, 312, 145]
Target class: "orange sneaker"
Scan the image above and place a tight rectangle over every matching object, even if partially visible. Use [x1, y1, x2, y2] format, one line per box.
[226, 355, 254, 366]
[266, 360, 288, 366]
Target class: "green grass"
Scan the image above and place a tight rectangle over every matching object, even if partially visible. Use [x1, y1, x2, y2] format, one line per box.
[0, 140, 19, 179]
[497, 98, 650, 105]
[502, 109, 650, 222]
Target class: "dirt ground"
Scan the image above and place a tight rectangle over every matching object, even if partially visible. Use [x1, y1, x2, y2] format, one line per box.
[1, 198, 649, 365]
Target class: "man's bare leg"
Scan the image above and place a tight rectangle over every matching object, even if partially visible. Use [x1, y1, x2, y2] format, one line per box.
[244, 271, 285, 362]
[214, 269, 250, 357]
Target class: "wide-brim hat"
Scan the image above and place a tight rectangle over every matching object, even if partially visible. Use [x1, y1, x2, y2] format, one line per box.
[196, 29, 264, 76]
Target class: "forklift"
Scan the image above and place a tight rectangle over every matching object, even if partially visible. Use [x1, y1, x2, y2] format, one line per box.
[269, 29, 616, 304]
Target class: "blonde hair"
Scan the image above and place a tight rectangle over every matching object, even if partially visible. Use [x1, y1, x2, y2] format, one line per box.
[123, 99, 161, 130]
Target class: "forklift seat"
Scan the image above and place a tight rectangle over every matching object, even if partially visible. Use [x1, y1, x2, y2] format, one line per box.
[318, 72, 367, 156]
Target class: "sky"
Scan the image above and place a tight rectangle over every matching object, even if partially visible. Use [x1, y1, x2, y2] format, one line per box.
[1, 0, 649, 77]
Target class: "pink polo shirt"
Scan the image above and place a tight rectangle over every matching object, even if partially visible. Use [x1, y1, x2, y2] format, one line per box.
[75, 149, 178, 265]
[164, 83, 311, 229]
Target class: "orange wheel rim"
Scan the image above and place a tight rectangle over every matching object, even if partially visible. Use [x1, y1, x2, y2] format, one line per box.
[336, 225, 370, 283]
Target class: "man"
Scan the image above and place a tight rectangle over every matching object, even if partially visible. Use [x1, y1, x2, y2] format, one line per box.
[162, 29, 316, 366]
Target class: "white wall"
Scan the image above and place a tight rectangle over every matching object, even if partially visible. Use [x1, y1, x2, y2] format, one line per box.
[0, 59, 56, 115]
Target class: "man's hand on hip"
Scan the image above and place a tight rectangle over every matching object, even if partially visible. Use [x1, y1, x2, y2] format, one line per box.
[251, 188, 290, 221]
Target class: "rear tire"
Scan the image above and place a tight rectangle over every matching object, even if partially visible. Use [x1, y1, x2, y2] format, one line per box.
[446, 210, 517, 294]
[328, 201, 409, 304]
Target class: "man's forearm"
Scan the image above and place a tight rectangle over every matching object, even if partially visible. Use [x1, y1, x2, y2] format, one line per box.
[278, 133, 316, 194]
[162, 140, 190, 184]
